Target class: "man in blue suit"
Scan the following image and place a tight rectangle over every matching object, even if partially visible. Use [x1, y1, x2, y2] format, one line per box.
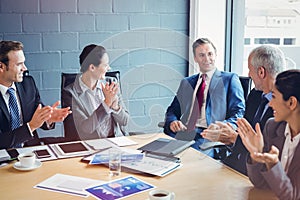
[0, 40, 71, 149]
[163, 38, 245, 155]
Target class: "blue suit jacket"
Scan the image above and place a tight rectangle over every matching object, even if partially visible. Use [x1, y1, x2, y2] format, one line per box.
[0, 76, 49, 149]
[164, 70, 245, 135]
[247, 119, 300, 200]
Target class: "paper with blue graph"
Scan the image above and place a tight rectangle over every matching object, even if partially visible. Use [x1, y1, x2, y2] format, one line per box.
[85, 176, 154, 200]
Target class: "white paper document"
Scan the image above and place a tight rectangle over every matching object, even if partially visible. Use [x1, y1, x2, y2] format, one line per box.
[107, 137, 138, 147]
[34, 173, 104, 197]
[84, 138, 117, 150]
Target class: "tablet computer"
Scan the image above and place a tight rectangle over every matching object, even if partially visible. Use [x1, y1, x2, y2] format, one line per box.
[50, 141, 93, 158]
[58, 142, 89, 154]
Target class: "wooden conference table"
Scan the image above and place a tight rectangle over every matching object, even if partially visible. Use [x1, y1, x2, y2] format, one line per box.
[0, 133, 278, 200]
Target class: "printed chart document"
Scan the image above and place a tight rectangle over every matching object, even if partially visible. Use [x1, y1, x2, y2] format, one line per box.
[122, 156, 182, 177]
[85, 176, 154, 200]
[34, 173, 104, 197]
[89, 148, 144, 165]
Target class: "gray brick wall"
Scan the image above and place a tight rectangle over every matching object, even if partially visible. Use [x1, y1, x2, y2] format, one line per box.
[0, 0, 189, 137]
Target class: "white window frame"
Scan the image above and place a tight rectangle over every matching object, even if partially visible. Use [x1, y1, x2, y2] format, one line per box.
[189, 0, 235, 75]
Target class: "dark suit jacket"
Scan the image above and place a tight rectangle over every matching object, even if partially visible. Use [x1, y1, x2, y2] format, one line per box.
[223, 89, 274, 175]
[247, 119, 300, 200]
[0, 76, 49, 149]
[164, 70, 245, 135]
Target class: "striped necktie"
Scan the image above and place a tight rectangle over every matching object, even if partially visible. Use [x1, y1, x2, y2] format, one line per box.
[7, 88, 21, 130]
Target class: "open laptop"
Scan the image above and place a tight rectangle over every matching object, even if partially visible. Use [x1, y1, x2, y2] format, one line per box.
[137, 130, 196, 156]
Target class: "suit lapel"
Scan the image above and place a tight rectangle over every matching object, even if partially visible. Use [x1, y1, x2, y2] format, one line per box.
[208, 70, 221, 93]
[0, 93, 10, 121]
[272, 122, 286, 159]
[206, 70, 221, 112]
[73, 77, 94, 116]
[186, 74, 200, 124]
[15, 82, 26, 120]
[288, 142, 300, 176]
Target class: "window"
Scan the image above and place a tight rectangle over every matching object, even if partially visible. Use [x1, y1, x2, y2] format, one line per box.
[231, 0, 300, 75]
[284, 38, 296, 45]
[244, 38, 251, 45]
[190, 0, 300, 76]
[254, 38, 280, 45]
[189, 0, 227, 75]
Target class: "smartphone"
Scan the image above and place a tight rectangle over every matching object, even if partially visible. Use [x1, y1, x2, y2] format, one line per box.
[34, 149, 51, 159]
[105, 77, 118, 85]
[7, 148, 19, 160]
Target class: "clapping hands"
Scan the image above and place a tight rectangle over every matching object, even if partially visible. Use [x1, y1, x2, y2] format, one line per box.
[102, 82, 120, 110]
[237, 118, 279, 170]
[29, 101, 71, 131]
[202, 121, 238, 145]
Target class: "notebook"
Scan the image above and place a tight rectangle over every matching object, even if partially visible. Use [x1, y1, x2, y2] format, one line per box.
[0, 149, 10, 162]
[137, 131, 196, 156]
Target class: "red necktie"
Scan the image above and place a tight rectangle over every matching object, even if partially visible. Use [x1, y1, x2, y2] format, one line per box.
[187, 74, 207, 131]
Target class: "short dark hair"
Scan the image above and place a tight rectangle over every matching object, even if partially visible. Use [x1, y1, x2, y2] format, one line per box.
[192, 38, 217, 56]
[0, 40, 24, 66]
[79, 44, 107, 73]
[275, 69, 300, 102]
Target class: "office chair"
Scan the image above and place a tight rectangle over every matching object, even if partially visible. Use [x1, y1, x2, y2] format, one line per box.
[42, 71, 121, 144]
[238, 76, 252, 100]
[62, 71, 121, 141]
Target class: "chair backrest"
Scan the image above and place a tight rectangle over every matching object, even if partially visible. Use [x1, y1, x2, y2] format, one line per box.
[239, 76, 252, 100]
[61, 71, 121, 142]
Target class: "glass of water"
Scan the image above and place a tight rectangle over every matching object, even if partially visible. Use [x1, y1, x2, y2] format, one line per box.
[109, 148, 121, 176]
